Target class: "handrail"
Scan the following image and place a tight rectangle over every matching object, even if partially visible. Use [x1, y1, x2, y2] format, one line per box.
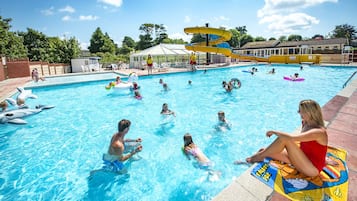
[343, 71, 357, 88]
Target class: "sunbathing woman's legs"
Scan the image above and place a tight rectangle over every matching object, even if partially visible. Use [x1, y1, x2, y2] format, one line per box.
[246, 137, 319, 177]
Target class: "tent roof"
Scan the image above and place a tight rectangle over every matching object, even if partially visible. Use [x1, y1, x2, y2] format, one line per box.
[130, 44, 193, 57]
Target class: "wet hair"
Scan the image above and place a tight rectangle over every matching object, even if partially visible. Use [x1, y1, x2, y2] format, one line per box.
[183, 133, 194, 147]
[218, 111, 225, 116]
[161, 103, 168, 112]
[118, 119, 131, 132]
[299, 100, 324, 128]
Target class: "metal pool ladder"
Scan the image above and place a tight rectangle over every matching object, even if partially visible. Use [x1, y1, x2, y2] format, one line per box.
[343, 71, 357, 88]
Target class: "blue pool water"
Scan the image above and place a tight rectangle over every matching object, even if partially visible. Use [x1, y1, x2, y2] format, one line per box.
[0, 64, 356, 200]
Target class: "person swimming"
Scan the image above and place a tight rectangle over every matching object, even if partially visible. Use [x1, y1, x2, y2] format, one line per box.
[183, 133, 211, 168]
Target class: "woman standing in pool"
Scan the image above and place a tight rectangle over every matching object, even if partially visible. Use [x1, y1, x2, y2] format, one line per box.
[245, 99, 327, 177]
[160, 103, 176, 117]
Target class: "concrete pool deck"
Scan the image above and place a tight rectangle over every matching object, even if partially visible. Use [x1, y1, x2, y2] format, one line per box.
[0, 63, 356, 201]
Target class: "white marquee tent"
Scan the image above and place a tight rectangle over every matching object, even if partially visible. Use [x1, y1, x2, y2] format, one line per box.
[129, 44, 203, 69]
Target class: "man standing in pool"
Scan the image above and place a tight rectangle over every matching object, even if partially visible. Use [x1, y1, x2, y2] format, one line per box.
[103, 119, 142, 173]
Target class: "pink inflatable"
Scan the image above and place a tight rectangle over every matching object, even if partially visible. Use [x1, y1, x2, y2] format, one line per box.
[283, 76, 305, 82]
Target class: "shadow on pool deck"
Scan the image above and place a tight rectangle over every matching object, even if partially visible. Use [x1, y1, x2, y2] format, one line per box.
[0, 64, 356, 201]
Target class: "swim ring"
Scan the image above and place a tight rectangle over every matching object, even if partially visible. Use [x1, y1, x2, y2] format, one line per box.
[230, 78, 241, 88]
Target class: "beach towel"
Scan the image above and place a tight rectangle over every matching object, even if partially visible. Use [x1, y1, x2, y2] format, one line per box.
[251, 146, 348, 201]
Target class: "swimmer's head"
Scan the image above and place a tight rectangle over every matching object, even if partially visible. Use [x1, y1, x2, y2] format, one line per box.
[183, 133, 194, 147]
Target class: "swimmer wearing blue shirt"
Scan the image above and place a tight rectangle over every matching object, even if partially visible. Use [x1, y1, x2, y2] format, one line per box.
[103, 119, 142, 173]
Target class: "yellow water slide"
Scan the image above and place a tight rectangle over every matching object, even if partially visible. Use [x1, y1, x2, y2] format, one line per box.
[184, 27, 269, 62]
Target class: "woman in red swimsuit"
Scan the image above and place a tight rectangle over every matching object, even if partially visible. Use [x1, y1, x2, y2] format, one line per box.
[245, 99, 327, 177]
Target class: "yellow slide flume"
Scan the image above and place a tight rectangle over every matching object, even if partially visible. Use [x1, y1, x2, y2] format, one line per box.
[184, 27, 269, 62]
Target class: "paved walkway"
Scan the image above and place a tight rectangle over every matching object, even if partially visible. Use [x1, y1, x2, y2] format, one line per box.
[0, 63, 356, 201]
[212, 77, 357, 201]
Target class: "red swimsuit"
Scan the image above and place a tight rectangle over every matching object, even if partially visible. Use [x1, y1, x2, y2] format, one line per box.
[300, 140, 327, 172]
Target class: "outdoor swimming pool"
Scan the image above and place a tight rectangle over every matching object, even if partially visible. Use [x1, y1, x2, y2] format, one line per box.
[1, 64, 356, 200]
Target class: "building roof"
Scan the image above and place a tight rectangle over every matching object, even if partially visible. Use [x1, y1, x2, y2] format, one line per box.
[240, 40, 280, 49]
[238, 38, 347, 50]
[277, 38, 347, 47]
[130, 44, 193, 57]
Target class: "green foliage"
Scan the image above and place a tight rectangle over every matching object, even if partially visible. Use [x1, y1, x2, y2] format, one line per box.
[0, 16, 27, 58]
[88, 27, 116, 54]
[240, 35, 253, 47]
[161, 38, 186, 44]
[287, 34, 302, 41]
[278, 36, 287, 42]
[122, 36, 136, 48]
[332, 24, 356, 39]
[312, 34, 324, 40]
[137, 34, 154, 50]
[95, 52, 129, 63]
[118, 45, 134, 55]
[254, 36, 266, 42]
[332, 24, 356, 45]
[19, 28, 50, 61]
[228, 29, 239, 48]
[190, 34, 205, 43]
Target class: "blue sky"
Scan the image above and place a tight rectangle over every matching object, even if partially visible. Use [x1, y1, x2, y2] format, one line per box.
[1, 0, 356, 49]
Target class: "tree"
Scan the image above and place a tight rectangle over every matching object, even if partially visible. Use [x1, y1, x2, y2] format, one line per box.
[190, 33, 205, 44]
[312, 34, 324, 40]
[240, 34, 254, 47]
[332, 24, 356, 45]
[278, 36, 287, 42]
[137, 23, 155, 50]
[0, 16, 27, 59]
[235, 26, 248, 48]
[254, 36, 266, 42]
[235, 26, 247, 35]
[88, 27, 116, 54]
[136, 34, 153, 50]
[122, 36, 136, 49]
[62, 37, 81, 63]
[19, 28, 50, 61]
[228, 29, 239, 48]
[288, 34, 302, 41]
[268, 37, 276, 41]
[161, 38, 186, 44]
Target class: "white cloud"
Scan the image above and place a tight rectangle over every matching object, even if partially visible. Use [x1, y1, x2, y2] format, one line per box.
[98, 0, 123, 7]
[184, 16, 191, 23]
[59, 5, 75, 13]
[41, 7, 55, 16]
[169, 32, 192, 42]
[258, 0, 338, 17]
[261, 13, 319, 36]
[62, 15, 72, 21]
[257, 0, 337, 36]
[79, 15, 99, 21]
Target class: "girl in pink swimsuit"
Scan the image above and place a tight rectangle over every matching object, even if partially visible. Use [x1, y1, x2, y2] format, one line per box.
[183, 133, 211, 168]
[245, 99, 328, 177]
